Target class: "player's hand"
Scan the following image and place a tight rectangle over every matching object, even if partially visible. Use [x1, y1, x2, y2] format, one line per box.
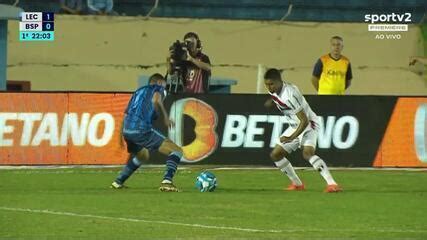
[164, 118, 175, 129]
[280, 136, 293, 143]
[264, 99, 274, 108]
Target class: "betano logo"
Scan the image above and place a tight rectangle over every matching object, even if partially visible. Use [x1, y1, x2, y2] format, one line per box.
[168, 98, 360, 163]
[221, 115, 359, 149]
[0, 112, 115, 147]
[0, 102, 360, 163]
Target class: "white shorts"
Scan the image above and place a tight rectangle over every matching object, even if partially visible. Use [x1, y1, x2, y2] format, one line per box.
[276, 127, 317, 153]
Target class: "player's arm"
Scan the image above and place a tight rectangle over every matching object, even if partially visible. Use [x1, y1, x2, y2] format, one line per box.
[119, 115, 125, 148]
[410, 56, 427, 65]
[345, 63, 353, 89]
[311, 59, 322, 92]
[311, 76, 319, 91]
[280, 88, 307, 143]
[280, 110, 308, 143]
[152, 92, 174, 128]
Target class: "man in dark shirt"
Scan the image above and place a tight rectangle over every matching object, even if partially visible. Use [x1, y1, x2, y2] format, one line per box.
[167, 32, 211, 93]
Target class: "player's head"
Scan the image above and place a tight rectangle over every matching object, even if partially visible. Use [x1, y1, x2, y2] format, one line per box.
[149, 73, 166, 87]
[184, 32, 201, 55]
[330, 36, 344, 56]
[264, 68, 283, 94]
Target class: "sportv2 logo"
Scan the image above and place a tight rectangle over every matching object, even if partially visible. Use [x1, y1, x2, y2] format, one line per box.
[365, 12, 412, 40]
[365, 13, 412, 24]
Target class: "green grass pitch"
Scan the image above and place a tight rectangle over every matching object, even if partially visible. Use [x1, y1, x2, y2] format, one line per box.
[1, 167, 426, 239]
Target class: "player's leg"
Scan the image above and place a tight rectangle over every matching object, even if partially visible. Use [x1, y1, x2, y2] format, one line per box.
[270, 136, 304, 190]
[301, 130, 342, 192]
[157, 138, 183, 192]
[111, 130, 150, 189]
[124, 128, 182, 192]
[112, 148, 149, 189]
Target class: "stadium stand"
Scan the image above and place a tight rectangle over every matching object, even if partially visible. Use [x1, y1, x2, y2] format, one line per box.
[14, 0, 426, 22]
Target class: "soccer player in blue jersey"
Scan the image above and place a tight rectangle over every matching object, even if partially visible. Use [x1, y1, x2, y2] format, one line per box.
[111, 73, 183, 192]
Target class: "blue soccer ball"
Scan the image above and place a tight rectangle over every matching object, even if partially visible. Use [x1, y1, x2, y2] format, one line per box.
[195, 171, 217, 192]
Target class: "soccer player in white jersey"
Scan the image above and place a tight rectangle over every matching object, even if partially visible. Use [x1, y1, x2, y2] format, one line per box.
[264, 68, 342, 193]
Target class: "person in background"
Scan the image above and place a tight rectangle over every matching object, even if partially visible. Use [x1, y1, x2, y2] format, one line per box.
[311, 36, 353, 95]
[167, 32, 211, 93]
[59, 0, 83, 15]
[87, 0, 117, 15]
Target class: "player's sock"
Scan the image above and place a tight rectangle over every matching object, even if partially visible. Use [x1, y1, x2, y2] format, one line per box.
[115, 156, 142, 184]
[274, 157, 303, 186]
[309, 155, 337, 185]
[162, 151, 182, 182]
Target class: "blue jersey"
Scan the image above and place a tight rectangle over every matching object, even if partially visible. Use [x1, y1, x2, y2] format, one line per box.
[123, 84, 165, 130]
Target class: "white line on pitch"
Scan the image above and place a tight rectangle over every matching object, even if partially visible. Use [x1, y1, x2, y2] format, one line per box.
[0, 206, 282, 233]
[1, 206, 426, 234]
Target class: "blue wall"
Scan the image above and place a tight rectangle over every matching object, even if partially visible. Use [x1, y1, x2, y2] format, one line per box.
[13, 0, 427, 22]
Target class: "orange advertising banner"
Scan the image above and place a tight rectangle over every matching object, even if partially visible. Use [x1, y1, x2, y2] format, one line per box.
[0, 93, 130, 165]
[374, 98, 427, 167]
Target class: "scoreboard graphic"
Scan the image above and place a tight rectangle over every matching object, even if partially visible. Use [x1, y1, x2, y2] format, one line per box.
[19, 12, 54, 41]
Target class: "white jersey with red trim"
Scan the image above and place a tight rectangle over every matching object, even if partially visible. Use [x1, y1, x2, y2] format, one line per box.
[269, 82, 319, 130]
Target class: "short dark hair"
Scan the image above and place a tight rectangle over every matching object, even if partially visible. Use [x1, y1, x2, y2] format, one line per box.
[184, 32, 199, 40]
[149, 73, 165, 83]
[331, 36, 343, 41]
[264, 68, 282, 81]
